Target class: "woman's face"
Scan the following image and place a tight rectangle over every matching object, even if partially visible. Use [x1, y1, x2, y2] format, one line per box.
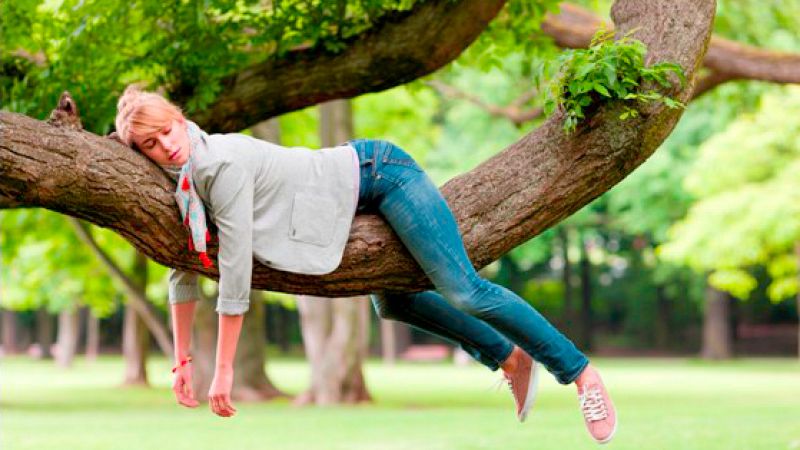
[131, 117, 192, 166]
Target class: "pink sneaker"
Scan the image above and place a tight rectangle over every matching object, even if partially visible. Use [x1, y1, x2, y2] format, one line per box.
[501, 349, 540, 422]
[575, 365, 617, 444]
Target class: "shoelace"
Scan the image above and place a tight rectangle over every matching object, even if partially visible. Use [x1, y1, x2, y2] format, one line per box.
[579, 388, 608, 422]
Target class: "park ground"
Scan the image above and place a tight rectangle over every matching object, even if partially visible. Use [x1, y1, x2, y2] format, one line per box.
[1, 357, 799, 449]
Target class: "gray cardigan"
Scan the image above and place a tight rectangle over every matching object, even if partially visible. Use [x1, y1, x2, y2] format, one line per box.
[168, 132, 358, 315]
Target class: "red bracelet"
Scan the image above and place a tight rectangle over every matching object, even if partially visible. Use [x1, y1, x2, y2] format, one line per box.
[171, 356, 193, 373]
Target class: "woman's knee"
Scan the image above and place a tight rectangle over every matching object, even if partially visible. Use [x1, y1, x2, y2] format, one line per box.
[440, 274, 495, 316]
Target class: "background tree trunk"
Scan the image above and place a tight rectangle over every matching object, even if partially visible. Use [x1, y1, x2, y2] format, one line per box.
[55, 307, 80, 368]
[1, 309, 19, 355]
[35, 308, 54, 359]
[232, 290, 288, 401]
[84, 307, 100, 361]
[701, 284, 733, 359]
[295, 295, 372, 405]
[122, 252, 150, 385]
[192, 286, 287, 402]
[578, 234, 593, 351]
[654, 284, 671, 350]
[380, 320, 411, 365]
[559, 227, 575, 336]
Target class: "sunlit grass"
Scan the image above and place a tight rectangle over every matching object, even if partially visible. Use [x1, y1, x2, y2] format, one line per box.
[2, 356, 799, 449]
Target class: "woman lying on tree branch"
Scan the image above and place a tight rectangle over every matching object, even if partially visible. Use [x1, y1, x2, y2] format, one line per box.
[114, 85, 617, 444]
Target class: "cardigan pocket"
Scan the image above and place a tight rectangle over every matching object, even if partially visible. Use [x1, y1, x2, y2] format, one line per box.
[289, 192, 338, 247]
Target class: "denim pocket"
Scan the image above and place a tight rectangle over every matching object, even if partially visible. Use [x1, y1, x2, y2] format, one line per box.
[380, 141, 422, 172]
[289, 192, 337, 247]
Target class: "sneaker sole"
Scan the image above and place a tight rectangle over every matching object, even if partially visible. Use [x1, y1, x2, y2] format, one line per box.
[595, 412, 618, 445]
[518, 362, 540, 422]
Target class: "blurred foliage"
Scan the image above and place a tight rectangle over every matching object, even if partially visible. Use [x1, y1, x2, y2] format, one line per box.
[660, 87, 800, 302]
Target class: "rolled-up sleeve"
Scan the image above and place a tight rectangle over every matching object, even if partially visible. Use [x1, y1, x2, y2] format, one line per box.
[206, 160, 253, 315]
[168, 268, 200, 303]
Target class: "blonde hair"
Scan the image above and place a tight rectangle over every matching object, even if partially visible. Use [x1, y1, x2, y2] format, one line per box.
[115, 85, 184, 147]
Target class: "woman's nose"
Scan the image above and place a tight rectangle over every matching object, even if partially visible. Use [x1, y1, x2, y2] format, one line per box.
[157, 135, 174, 151]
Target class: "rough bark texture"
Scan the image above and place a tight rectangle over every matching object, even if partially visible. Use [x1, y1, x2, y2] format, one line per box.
[541, 3, 800, 99]
[187, 0, 506, 132]
[701, 284, 733, 360]
[0, 0, 716, 297]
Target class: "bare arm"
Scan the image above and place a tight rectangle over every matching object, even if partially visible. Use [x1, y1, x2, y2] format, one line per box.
[208, 312, 244, 417]
[170, 300, 199, 408]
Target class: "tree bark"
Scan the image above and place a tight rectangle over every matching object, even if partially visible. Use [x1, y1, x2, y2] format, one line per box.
[55, 308, 80, 368]
[122, 252, 150, 385]
[701, 284, 733, 360]
[185, 0, 507, 132]
[0, 0, 716, 297]
[35, 307, 54, 359]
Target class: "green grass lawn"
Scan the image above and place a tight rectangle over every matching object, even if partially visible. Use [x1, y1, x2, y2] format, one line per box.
[2, 356, 799, 449]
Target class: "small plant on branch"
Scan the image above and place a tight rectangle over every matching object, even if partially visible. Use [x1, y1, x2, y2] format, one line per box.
[544, 27, 687, 134]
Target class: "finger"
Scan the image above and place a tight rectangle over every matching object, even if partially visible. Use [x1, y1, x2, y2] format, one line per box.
[224, 395, 237, 413]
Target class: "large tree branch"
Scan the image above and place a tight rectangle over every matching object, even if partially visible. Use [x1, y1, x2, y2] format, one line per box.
[189, 0, 507, 132]
[0, 0, 715, 296]
[542, 3, 800, 98]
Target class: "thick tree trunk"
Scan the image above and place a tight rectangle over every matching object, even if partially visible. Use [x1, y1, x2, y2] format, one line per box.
[187, 0, 507, 132]
[35, 307, 54, 359]
[84, 308, 100, 361]
[0, 0, 716, 297]
[701, 284, 733, 360]
[122, 252, 150, 385]
[295, 295, 372, 405]
[55, 308, 80, 368]
[578, 235, 593, 351]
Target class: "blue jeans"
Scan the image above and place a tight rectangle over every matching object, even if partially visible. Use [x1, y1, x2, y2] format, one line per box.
[349, 139, 588, 384]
